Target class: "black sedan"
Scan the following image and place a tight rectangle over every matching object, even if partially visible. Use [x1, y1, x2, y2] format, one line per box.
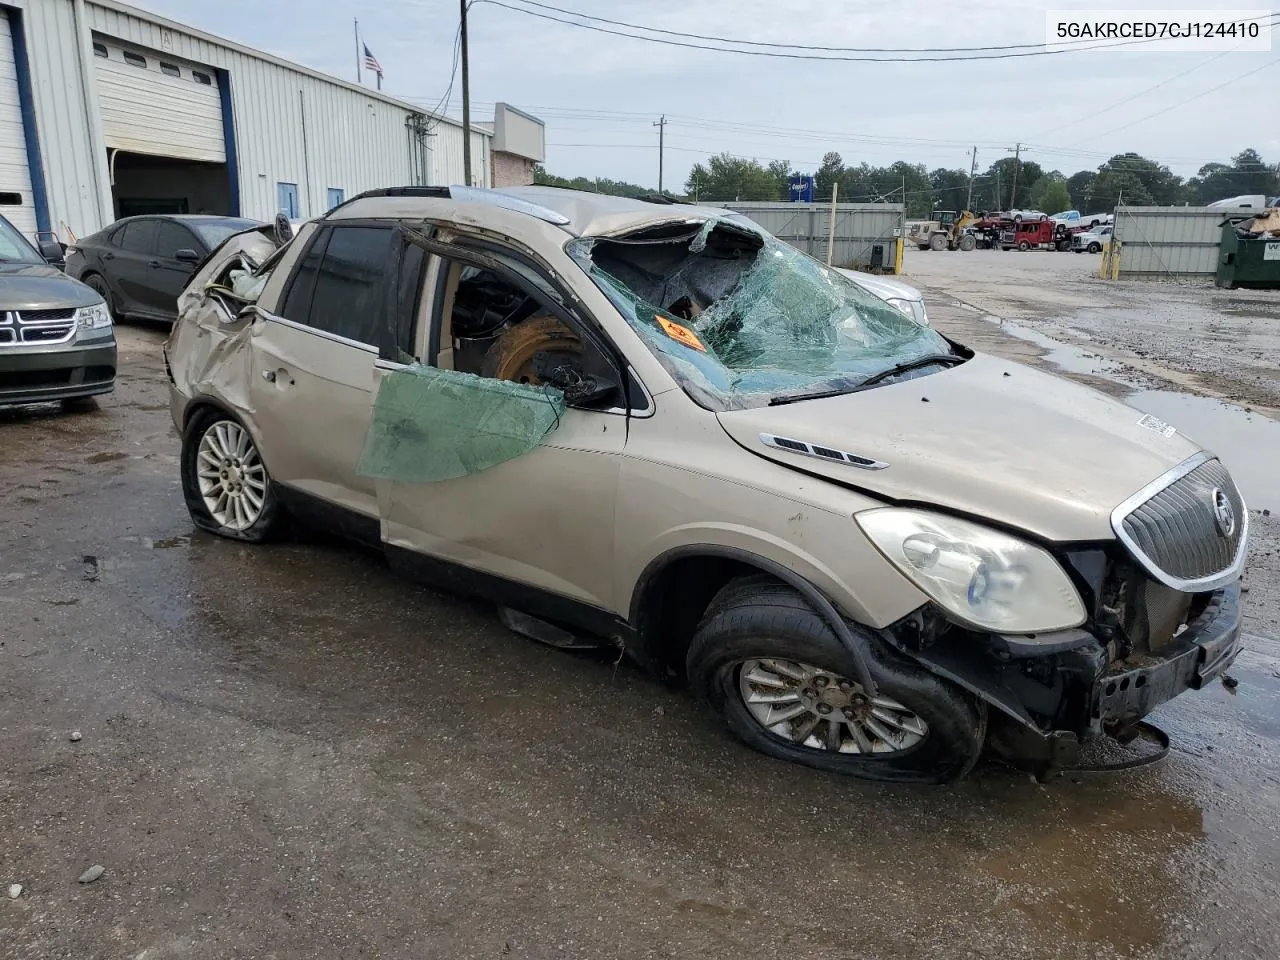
[66, 215, 258, 323]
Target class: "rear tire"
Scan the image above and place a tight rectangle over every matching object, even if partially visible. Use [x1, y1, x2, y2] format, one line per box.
[687, 577, 986, 784]
[181, 408, 283, 543]
[82, 273, 117, 317]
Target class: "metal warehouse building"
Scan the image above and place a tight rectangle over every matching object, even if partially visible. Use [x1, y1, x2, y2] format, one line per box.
[2, 0, 539, 244]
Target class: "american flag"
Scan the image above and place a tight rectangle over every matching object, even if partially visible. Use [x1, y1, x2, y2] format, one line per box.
[363, 43, 383, 76]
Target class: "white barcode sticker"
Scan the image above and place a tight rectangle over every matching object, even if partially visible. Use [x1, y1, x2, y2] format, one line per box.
[1137, 413, 1177, 438]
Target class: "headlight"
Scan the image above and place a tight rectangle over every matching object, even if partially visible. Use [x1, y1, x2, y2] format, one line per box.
[885, 297, 914, 318]
[855, 508, 1086, 633]
[886, 297, 928, 326]
[76, 301, 113, 332]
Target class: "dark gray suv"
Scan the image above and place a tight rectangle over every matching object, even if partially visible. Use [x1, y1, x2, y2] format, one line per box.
[0, 213, 116, 408]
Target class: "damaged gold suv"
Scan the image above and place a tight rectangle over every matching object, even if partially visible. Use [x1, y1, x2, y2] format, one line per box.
[165, 187, 1247, 783]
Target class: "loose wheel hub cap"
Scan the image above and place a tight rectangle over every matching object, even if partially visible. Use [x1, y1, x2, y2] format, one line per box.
[737, 659, 928, 755]
[196, 421, 267, 531]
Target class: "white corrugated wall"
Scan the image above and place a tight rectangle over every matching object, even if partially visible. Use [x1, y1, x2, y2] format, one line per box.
[19, 0, 490, 236]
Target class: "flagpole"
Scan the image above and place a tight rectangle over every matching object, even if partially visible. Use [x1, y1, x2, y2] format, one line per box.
[354, 18, 362, 85]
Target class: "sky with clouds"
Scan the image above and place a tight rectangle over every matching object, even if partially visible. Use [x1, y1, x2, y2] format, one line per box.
[132, 0, 1278, 189]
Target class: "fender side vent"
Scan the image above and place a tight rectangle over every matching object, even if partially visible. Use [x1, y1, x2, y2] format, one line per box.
[759, 433, 888, 471]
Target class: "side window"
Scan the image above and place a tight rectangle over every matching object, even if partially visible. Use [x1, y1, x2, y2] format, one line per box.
[155, 222, 197, 259]
[433, 251, 621, 408]
[280, 225, 421, 354]
[119, 220, 158, 255]
[280, 229, 329, 327]
[305, 226, 397, 345]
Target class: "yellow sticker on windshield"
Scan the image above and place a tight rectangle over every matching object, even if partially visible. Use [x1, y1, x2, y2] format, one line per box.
[657, 316, 707, 352]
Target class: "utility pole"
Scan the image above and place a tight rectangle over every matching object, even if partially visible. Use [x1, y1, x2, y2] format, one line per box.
[653, 115, 667, 194]
[965, 146, 977, 212]
[460, 0, 472, 187]
[1007, 142, 1024, 210]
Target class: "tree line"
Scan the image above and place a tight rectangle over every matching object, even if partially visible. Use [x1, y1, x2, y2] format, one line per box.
[535, 148, 1279, 220]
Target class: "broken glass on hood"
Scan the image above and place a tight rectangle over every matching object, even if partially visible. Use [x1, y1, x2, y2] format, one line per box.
[568, 218, 956, 411]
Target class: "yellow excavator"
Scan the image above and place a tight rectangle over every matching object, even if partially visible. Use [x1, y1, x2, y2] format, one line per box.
[915, 210, 977, 251]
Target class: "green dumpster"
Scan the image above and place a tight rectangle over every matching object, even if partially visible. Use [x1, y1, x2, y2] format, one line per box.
[1216, 220, 1280, 289]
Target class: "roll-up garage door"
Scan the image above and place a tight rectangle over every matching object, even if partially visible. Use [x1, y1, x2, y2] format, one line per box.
[95, 39, 225, 163]
[0, 10, 38, 242]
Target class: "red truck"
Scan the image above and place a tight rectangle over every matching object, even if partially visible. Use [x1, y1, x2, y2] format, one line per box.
[1000, 218, 1058, 251]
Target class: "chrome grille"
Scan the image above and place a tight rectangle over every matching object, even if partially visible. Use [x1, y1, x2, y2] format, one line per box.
[1113, 455, 1247, 591]
[0, 308, 78, 345]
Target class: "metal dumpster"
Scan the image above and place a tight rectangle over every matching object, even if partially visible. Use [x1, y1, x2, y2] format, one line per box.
[1216, 218, 1280, 289]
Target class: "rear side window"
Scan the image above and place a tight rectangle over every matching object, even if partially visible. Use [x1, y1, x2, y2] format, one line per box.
[119, 220, 158, 254]
[155, 221, 197, 258]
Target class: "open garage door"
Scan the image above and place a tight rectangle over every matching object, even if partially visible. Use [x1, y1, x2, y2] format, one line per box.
[95, 39, 225, 162]
[0, 9, 38, 242]
[94, 38, 234, 218]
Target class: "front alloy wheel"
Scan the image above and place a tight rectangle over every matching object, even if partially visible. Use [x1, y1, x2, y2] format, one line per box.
[196, 420, 267, 531]
[181, 409, 283, 542]
[738, 658, 928, 755]
[686, 576, 986, 783]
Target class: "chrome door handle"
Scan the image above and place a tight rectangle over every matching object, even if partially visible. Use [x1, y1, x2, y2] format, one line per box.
[262, 370, 276, 382]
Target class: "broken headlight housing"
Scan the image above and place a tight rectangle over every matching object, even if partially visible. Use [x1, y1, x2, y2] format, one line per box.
[76, 301, 113, 337]
[856, 508, 1086, 633]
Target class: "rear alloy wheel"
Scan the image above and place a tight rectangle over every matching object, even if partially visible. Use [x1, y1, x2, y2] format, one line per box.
[687, 577, 986, 783]
[83, 274, 116, 315]
[181, 410, 282, 542]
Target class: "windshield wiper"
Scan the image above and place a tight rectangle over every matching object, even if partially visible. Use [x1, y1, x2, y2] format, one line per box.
[857, 353, 962, 388]
[767, 353, 962, 406]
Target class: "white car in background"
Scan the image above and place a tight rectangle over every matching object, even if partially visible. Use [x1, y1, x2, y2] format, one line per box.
[838, 269, 929, 326]
[1071, 225, 1112, 253]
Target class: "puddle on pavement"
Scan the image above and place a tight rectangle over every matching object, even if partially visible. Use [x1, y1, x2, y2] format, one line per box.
[978, 314, 1125, 379]
[1124, 391, 1280, 512]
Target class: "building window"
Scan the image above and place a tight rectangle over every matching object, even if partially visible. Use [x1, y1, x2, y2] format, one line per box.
[326, 188, 345, 210]
[123, 51, 147, 68]
[160, 62, 181, 78]
[92, 42, 108, 58]
[192, 71, 212, 86]
[277, 182, 300, 219]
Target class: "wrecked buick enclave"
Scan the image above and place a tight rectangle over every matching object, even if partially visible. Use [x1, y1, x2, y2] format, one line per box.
[164, 187, 1246, 783]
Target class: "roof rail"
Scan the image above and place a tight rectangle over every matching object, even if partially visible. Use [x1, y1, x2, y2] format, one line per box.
[324, 185, 570, 227]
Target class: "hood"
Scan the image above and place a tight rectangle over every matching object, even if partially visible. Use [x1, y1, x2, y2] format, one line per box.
[837, 269, 922, 303]
[0, 262, 101, 310]
[716, 353, 1202, 542]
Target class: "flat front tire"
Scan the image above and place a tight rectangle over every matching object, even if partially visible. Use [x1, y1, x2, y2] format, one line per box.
[181, 409, 283, 542]
[687, 577, 986, 784]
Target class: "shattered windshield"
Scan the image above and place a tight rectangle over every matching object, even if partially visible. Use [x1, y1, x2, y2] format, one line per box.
[567, 219, 956, 411]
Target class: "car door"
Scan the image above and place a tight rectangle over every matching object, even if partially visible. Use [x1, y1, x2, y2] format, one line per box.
[372, 238, 632, 615]
[247, 221, 423, 528]
[110, 219, 159, 316]
[150, 220, 203, 319]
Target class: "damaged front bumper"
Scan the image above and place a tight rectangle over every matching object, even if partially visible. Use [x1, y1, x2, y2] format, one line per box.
[901, 582, 1244, 772]
[1094, 582, 1242, 725]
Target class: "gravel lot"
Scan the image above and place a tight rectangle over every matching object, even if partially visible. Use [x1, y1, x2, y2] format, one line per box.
[3, 262, 1279, 959]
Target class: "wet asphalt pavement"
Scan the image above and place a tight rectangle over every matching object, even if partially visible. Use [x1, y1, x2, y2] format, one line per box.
[4, 303, 1280, 959]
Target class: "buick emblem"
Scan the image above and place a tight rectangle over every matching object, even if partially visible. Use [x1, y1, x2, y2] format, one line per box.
[1211, 488, 1235, 538]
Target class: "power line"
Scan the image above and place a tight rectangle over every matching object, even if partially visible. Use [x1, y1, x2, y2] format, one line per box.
[497, 0, 1187, 54]
[1090, 55, 1280, 138]
[471, 0, 1255, 62]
